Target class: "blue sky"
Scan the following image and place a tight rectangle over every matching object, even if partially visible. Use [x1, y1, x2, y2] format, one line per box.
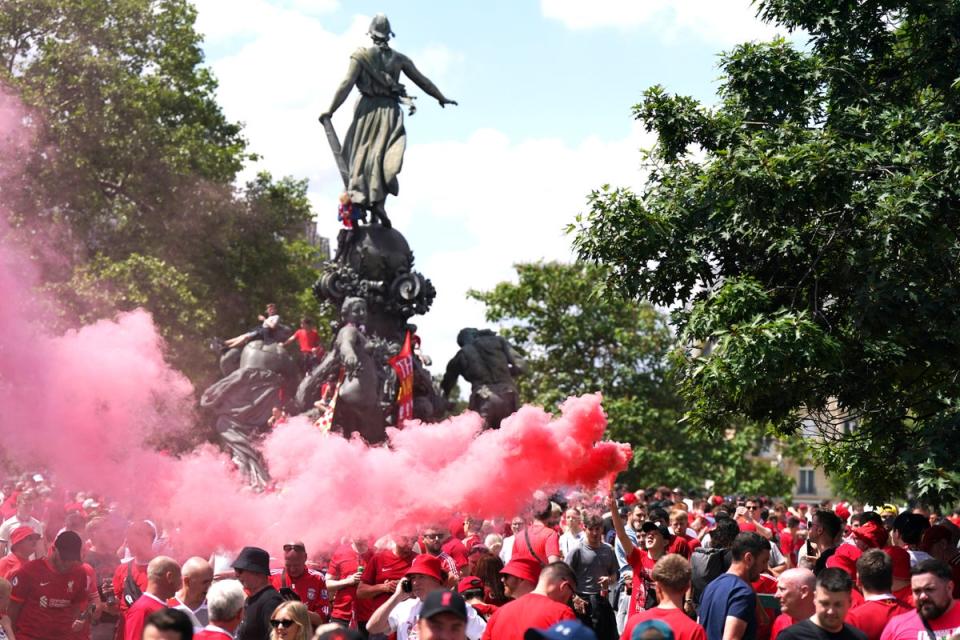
[192, 0, 792, 372]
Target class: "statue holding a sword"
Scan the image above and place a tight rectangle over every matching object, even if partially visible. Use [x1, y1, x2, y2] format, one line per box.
[319, 14, 458, 228]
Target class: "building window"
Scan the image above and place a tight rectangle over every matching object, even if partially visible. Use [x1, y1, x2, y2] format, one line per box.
[798, 469, 816, 495]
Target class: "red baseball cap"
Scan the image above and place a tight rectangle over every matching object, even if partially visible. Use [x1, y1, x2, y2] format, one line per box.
[500, 557, 541, 585]
[405, 554, 446, 583]
[9, 525, 40, 547]
[457, 576, 483, 594]
[622, 492, 637, 505]
[826, 543, 861, 578]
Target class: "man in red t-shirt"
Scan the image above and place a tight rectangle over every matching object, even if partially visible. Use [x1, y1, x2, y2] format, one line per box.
[621, 554, 707, 640]
[356, 535, 415, 632]
[482, 562, 576, 640]
[847, 550, 912, 640]
[112, 521, 155, 614]
[9, 530, 89, 640]
[326, 537, 373, 626]
[0, 526, 40, 579]
[422, 524, 465, 584]
[270, 540, 330, 626]
[670, 510, 700, 554]
[123, 556, 181, 640]
[284, 317, 323, 372]
[512, 503, 561, 566]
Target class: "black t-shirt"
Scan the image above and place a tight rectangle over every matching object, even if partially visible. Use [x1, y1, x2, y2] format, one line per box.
[779, 618, 867, 640]
[237, 584, 285, 640]
[814, 546, 838, 575]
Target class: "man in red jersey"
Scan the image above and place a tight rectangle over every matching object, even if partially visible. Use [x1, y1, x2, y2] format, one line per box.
[357, 534, 415, 634]
[284, 317, 323, 373]
[847, 550, 911, 640]
[112, 521, 156, 619]
[482, 562, 576, 640]
[512, 501, 561, 566]
[0, 526, 40, 578]
[9, 530, 89, 640]
[423, 524, 465, 584]
[621, 554, 706, 640]
[327, 536, 373, 627]
[123, 556, 181, 640]
[271, 540, 330, 626]
[769, 568, 816, 639]
[194, 579, 245, 640]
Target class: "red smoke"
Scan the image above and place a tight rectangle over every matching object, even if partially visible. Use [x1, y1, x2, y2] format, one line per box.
[0, 86, 632, 557]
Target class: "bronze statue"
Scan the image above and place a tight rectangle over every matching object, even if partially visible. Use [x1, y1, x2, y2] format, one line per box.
[320, 13, 457, 227]
[441, 328, 528, 429]
[299, 297, 386, 442]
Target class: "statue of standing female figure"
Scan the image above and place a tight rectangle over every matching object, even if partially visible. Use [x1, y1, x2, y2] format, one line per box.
[320, 14, 457, 227]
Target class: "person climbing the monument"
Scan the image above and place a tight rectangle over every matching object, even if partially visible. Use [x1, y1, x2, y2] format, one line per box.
[320, 14, 457, 228]
[284, 316, 323, 374]
[224, 303, 281, 349]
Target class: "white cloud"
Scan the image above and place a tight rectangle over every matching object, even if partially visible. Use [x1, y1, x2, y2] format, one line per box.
[391, 121, 655, 371]
[541, 0, 789, 44]
[192, 0, 339, 46]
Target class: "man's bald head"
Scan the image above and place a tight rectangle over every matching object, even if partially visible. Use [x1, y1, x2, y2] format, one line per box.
[182, 556, 213, 578]
[283, 539, 308, 576]
[180, 556, 214, 602]
[147, 556, 181, 601]
[780, 568, 816, 589]
[776, 567, 816, 619]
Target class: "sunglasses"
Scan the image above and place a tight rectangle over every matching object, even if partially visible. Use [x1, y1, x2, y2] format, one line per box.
[423, 533, 444, 539]
[271, 619, 298, 629]
[283, 544, 306, 552]
[746, 506, 758, 510]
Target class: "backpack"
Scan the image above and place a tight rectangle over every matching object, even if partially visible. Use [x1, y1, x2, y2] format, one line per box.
[690, 547, 731, 606]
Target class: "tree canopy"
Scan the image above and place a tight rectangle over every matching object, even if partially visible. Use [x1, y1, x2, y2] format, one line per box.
[570, 2, 960, 505]
[470, 261, 793, 496]
[0, 0, 329, 386]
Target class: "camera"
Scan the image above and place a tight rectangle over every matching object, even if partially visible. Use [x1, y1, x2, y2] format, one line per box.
[401, 578, 412, 593]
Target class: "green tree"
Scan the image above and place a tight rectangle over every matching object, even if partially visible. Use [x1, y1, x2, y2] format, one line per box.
[470, 261, 792, 496]
[0, 0, 331, 388]
[570, 2, 960, 505]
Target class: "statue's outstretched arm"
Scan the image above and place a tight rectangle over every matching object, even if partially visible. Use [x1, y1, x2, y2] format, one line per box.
[440, 354, 462, 397]
[401, 56, 457, 107]
[321, 59, 361, 118]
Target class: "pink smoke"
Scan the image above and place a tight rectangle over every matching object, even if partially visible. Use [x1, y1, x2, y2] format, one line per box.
[0, 86, 632, 558]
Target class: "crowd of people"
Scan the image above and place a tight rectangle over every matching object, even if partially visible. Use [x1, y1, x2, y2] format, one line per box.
[1, 473, 960, 640]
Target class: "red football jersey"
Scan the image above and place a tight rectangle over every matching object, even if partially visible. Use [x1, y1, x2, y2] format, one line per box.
[271, 568, 330, 621]
[10, 558, 88, 640]
[357, 549, 412, 623]
[326, 544, 373, 621]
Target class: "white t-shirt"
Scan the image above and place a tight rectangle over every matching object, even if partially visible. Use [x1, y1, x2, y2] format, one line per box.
[388, 597, 487, 640]
[500, 536, 516, 563]
[559, 531, 585, 558]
